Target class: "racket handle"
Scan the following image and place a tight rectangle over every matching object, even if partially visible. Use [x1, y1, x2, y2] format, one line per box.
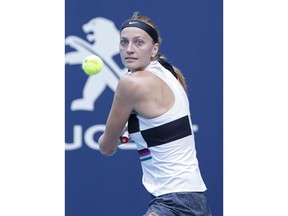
[119, 131, 130, 144]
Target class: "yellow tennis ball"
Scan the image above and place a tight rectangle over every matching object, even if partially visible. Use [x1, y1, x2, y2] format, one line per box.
[82, 55, 103, 75]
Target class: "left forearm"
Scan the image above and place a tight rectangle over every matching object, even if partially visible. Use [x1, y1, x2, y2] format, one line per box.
[98, 134, 118, 156]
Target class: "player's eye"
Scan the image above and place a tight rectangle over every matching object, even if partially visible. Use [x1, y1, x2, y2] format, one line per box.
[120, 39, 128, 47]
[135, 39, 144, 46]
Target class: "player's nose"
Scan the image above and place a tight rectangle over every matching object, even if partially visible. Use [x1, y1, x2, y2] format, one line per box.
[126, 42, 134, 53]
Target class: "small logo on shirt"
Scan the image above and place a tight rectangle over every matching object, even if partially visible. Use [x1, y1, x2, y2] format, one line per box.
[138, 148, 152, 162]
[148, 212, 158, 216]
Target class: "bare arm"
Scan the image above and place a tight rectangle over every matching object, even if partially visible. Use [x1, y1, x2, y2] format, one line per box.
[98, 74, 135, 155]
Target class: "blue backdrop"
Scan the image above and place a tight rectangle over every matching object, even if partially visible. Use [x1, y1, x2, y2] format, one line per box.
[65, 1, 223, 215]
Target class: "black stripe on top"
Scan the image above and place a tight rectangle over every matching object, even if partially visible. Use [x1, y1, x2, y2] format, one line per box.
[128, 113, 140, 133]
[141, 115, 192, 148]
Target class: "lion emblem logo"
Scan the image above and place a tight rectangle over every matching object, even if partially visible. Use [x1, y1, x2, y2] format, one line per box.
[65, 17, 127, 111]
[65, 17, 136, 151]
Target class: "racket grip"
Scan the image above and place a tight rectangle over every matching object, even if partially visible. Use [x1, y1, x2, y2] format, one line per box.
[119, 131, 130, 144]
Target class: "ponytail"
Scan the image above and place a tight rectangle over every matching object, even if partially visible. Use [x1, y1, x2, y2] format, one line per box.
[157, 55, 188, 93]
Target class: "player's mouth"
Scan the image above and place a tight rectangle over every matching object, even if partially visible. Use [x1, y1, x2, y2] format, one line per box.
[125, 57, 137, 62]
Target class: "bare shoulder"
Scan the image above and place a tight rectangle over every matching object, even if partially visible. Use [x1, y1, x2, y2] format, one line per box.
[116, 71, 153, 98]
[117, 70, 174, 118]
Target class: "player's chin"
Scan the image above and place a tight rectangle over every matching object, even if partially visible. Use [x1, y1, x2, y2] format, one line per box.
[125, 62, 140, 72]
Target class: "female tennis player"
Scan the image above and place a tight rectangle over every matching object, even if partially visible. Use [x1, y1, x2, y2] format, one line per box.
[98, 12, 212, 216]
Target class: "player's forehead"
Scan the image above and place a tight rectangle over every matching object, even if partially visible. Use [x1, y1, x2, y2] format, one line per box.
[120, 27, 151, 40]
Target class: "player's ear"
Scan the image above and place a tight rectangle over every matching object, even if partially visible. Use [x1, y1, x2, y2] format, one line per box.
[152, 43, 159, 58]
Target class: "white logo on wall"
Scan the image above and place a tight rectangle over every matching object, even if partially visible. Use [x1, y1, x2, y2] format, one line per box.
[65, 17, 136, 151]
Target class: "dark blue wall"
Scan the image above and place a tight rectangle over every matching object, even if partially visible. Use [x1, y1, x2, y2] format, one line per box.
[65, 1, 223, 215]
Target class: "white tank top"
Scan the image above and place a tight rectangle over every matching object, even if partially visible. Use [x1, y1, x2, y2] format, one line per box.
[128, 61, 207, 196]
